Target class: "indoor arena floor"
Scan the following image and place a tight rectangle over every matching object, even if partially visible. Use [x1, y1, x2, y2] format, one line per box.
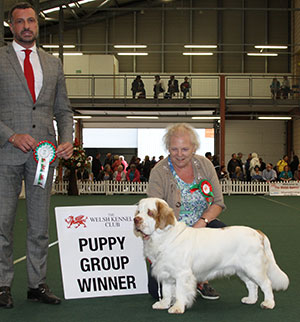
[2, 194, 299, 322]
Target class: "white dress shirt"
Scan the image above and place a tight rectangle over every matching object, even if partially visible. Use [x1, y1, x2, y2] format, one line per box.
[12, 40, 43, 100]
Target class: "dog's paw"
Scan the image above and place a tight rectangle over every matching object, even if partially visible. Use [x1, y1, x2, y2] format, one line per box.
[152, 300, 170, 310]
[241, 296, 257, 305]
[168, 303, 185, 314]
[260, 300, 275, 309]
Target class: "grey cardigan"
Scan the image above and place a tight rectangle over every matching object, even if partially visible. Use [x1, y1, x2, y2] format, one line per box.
[147, 155, 226, 219]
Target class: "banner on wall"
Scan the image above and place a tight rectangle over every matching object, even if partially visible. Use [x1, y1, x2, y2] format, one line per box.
[55, 205, 148, 299]
[269, 182, 300, 196]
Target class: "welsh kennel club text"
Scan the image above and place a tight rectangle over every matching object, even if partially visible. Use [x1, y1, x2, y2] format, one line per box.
[77, 236, 136, 292]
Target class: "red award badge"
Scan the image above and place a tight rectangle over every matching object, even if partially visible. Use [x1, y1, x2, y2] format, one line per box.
[190, 179, 214, 205]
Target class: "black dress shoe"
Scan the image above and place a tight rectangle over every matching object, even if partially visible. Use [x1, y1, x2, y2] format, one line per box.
[0, 286, 13, 308]
[27, 284, 61, 305]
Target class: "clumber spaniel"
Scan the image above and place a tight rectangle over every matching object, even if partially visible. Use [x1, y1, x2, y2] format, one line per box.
[134, 197, 289, 314]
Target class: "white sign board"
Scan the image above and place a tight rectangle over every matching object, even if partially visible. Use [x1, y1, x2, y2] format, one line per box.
[55, 205, 148, 299]
[269, 182, 300, 196]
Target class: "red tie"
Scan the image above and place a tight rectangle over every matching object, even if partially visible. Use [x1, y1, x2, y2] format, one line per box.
[23, 49, 36, 103]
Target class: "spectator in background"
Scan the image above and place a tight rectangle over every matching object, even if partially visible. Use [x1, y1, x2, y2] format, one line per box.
[251, 166, 263, 182]
[232, 166, 244, 181]
[92, 152, 102, 181]
[104, 153, 113, 167]
[279, 165, 293, 182]
[113, 165, 126, 182]
[131, 75, 146, 99]
[167, 75, 179, 98]
[153, 75, 165, 98]
[142, 155, 152, 181]
[237, 152, 243, 169]
[262, 163, 277, 182]
[259, 157, 266, 171]
[119, 155, 128, 173]
[205, 152, 213, 162]
[126, 164, 141, 182]
[218, 165, 229, 181]
[151, 156, 157, 169]
[77, 166, 89, 181]
[212, 155, 220, 174]
[294, 164, 300, 181]
[270, 78, 281, 99]
[227, 153, 240, 178]
[244, 153, 252, 181]
[276, 155, 289, 174]
[249, 152, 261, 177]
[180, 77, 191, 99]
[290, 155, 299, 175]
[99, 164, 113, 181]
[281, 76, 290, 99]
[112, 155, 121, 172]
[158, 155, 164, 162]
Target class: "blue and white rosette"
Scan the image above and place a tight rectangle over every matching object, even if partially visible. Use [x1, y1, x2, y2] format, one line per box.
[33, 141, 57, 188]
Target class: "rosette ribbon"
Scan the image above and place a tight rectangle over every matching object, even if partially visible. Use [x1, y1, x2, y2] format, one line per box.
[33, 141, 57, 189]
[190, 179, 214, 205]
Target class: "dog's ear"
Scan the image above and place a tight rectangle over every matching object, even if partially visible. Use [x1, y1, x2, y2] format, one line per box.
[155, 201, 175, 229]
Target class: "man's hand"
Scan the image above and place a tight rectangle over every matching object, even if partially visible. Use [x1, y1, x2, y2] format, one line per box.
[56, 142, 73, 160]
[9, 134, 37, 153]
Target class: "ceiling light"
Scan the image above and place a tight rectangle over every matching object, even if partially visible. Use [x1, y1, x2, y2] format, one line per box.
[258, 116, 292, 120]
[42, 45, 75, 48]
[3, 21, 9, 27]
[126, 116, 158, 119]
[183, 52, 213, 56]
[247, 53, 278, 56]
[117, 53, 148, 56]
[114, 45, 147, 48]
[52, 52, 83, 56]
[73, 116, 92, 119]
[43, 7, 60, 14]
[254, 45, 287, 49]
[192, 116, 220, 120]
[184, 45, 217, 48]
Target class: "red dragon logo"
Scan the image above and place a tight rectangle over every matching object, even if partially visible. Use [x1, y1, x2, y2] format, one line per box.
[65, 215, 88, 228]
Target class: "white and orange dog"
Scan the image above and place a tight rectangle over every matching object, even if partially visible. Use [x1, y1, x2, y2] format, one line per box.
[134, 198, 289, 314]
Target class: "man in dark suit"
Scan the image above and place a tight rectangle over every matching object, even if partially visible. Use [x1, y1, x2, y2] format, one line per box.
[0, 2, 73, 308]
[167, 75, 179, 98]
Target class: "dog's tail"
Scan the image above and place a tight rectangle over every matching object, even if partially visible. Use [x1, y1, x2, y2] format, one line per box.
[262, 232, 289, 291]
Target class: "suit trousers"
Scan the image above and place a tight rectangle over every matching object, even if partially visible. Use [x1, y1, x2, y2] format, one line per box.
[0, 155, 54, 288]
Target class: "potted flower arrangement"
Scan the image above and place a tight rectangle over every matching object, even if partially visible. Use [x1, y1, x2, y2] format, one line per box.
[60, 138, 88, 195]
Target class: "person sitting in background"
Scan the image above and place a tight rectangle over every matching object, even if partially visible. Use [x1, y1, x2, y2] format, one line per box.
[119, 155, 128, 173]
[276, 155, 289, 175]
[180, 77, 191, 99]
[142, 155, 152, 181]
[251, 166, 263, 182]
[218, 165, 229, 181]
[167, 75, 179, 98]
[126, 164, 141, 182]
[232, 166, 244, 181]
[270, 78, 281, 99]
[77, 166, 89, 181]
[99, 164, 113, 181]
[244, 153, 252, 181]
[279, 165, 293, 182]
[153, 75, 165, 98]
[92, 153, 102, 181]
[262, 163, 277, 182]
[113, 165, 126, 182]
[249, 152, 260, 177]
[281, 76, 290, 99]
[294, 164, 300, 181]
[259, 157, 266, 171]
[131, 75, 146, 99]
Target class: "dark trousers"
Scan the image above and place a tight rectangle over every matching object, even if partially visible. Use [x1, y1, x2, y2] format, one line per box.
[148, 219, 226, 300]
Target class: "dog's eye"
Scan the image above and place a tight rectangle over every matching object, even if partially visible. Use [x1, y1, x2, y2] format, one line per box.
[148, 210, 155, 217]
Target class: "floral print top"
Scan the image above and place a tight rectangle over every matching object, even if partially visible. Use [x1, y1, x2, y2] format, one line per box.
[168, 157, 208, 227]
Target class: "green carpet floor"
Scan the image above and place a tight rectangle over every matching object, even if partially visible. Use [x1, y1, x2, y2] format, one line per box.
[1, 194, 299, 322]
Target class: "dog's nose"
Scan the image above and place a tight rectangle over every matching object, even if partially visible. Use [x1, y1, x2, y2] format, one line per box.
[134, 216, 142, 226]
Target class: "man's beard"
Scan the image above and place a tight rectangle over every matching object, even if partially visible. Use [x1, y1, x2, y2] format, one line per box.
[15, 29, 38, 45]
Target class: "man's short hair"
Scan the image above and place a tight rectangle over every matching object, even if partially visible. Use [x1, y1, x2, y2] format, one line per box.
[8, 2, 37, 23]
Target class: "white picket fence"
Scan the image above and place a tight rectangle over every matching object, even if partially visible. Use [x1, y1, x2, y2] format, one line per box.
[52, 180, 283, 196]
